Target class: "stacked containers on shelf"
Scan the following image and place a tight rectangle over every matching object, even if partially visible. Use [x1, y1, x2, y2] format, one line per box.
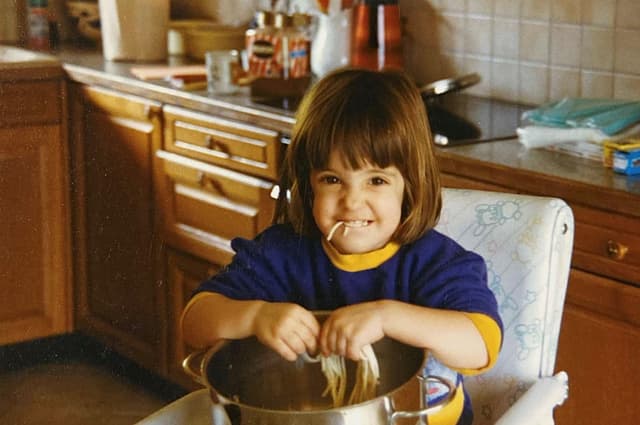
[246, 10, 312, 98]
[246, 11, 279, 78]
[276, 12, 311, 80]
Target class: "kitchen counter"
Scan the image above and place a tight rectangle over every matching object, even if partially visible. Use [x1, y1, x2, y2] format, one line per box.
[54, 46, 640, 216]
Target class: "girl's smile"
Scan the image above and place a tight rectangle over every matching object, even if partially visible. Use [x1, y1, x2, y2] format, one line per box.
[310, 150, 405, 254]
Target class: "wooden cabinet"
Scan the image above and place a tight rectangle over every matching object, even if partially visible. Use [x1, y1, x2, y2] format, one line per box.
[69, 83, 167, 373]
[165, 248, 220, 389]
[157, 105, 280, 385]
[439, 158, 640, 425]
[0, 66, 72, 344]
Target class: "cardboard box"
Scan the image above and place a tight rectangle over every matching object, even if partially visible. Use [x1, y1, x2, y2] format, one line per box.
[602, 138, 640, 169]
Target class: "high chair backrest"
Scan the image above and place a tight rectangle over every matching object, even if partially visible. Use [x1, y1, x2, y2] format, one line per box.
[435, 188, 574, 425]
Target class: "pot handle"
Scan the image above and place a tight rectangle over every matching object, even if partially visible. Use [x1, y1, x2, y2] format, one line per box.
[388, 375, 457, 424]
[182, 349, 208, 386]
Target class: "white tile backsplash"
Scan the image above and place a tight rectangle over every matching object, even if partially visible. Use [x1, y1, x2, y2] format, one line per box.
[551, 0, 582, 24]
[493, 18, 519, 59]
[401, 0, 640, 103]
[614, 74, 640, 100]
[519, 63, 549, 104]
[580, 70, 614, 98]
[614, 29, 640, 74]
[550, 24, 581, 67]
[520, 22, 550, 63]
[465, 16, 493, 56]
[581, 0, 616, 27]
[616, 0, 640, 30]
[521, 0, 551, 21]
[581, 27, 615, 71]
[550, 67, 581, 98]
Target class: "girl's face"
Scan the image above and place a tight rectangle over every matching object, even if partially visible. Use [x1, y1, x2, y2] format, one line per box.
[310, 150, 405, 254]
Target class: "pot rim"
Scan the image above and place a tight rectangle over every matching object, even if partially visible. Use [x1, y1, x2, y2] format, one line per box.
[187, 338, 429, 413]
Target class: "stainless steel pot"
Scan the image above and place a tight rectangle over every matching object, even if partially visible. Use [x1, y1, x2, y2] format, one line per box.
[183, 320, 455, 425]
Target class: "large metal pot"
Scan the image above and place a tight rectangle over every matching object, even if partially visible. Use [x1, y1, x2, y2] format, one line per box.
[183, 317, 455, 425]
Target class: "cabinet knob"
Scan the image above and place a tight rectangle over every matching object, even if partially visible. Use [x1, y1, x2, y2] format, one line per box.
[606, 240, 628, 260]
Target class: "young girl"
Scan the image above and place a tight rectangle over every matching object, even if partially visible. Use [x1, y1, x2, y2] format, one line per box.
[181, 68, 502, 425]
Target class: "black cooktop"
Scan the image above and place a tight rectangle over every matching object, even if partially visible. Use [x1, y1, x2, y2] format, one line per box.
[425, 93, 530, 147]
[252, 92, 529, 147]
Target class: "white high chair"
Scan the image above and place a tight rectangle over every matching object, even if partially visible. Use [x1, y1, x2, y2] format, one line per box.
[434, 188, 573, 425]
[136, 188, 574, 425]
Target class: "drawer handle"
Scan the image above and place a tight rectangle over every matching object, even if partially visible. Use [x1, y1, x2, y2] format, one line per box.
[204, 135, 229, 155]
[606, 240, 628, 260]
[197, 171, 225, 195]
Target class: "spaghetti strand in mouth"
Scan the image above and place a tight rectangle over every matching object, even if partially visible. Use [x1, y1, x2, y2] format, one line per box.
[327, 221, 346, 241]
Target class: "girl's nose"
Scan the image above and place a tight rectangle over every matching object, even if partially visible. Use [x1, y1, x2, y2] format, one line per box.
[342, 186, 363, 209]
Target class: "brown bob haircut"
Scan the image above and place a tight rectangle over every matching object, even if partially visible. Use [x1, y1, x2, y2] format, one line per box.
[274, 67, 442, 244]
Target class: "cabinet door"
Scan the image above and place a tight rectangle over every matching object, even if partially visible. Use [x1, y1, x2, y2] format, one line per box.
[0, 124, 71, 344]
[555, 269, 640, 425]
[70, 84, 166, 372]
[166, 248, 221, 389]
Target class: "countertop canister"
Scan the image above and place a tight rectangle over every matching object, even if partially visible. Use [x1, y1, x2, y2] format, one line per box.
[99, 0, 169, 61]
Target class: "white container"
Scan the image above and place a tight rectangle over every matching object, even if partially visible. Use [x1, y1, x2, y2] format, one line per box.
[99, 0, 169, 61]
[311, 7, 352, 78]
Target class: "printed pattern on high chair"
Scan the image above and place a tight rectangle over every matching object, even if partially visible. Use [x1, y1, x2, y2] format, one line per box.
[435, 188, 574, 425]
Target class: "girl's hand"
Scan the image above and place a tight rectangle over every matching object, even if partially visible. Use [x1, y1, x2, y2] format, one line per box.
[319, 302, 385, 361]
[252, 302, 320, 361]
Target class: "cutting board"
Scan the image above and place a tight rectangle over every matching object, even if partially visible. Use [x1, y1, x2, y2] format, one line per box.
[130, 64, 206, 81]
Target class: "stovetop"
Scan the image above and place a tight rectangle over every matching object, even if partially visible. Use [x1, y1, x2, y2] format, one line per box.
[425, 93, 530, 147]
[252, 92, 530, 147]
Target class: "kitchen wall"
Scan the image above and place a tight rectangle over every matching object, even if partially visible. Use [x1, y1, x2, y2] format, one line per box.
[0, 0, 23, 43]
[401, 0, 640, 105]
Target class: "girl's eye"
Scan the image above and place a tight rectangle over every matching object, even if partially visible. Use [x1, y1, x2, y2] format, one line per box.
[370, 176, 388, 185]
[322, 175, 340, 184]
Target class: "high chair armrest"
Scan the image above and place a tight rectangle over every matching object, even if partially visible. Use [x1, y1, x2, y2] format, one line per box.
[134, 389, 213, 425]
[495, 372, 569, 425]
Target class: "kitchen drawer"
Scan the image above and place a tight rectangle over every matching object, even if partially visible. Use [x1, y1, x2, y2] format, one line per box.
[163, 105, 281, 180]
[0, 80, 61, 126]
[571, 203, 640, 285]
[156, 150, 275, 264]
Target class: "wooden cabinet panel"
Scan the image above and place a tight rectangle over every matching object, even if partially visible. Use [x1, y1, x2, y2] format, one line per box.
[570, 204, 640, 285]
[156, 150, 275, 266]
[166, 248, 219, 389]
[70, 83, 166, 372]
[0, 124, 71, 344]
[556, 270, 640, 425]
[0, 80, 62, 126]
[163, 105, 281, 180]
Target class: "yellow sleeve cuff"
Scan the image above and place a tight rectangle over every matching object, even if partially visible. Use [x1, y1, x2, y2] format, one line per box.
[456, 312, 503, 376]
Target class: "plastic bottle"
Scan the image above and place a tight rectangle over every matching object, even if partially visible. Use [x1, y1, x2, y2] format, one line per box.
[27, 0, 50, 51]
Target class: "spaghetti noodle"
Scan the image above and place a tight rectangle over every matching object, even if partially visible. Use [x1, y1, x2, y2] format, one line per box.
[319, 344, 380, 407]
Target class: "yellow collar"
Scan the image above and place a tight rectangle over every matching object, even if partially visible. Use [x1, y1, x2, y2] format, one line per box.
[321, 239, 400, 272]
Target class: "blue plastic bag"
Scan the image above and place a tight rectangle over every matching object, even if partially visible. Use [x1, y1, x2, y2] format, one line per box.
[522, 98, 640, 136]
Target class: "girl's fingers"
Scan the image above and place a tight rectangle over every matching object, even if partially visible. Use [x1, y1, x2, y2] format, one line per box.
[272, 339, 299, 362]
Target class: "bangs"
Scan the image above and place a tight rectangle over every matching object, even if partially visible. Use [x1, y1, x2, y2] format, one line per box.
[303, 85, 410, 172]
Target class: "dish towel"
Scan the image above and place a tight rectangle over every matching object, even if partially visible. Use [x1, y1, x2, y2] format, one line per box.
[517, 98, 640, 148]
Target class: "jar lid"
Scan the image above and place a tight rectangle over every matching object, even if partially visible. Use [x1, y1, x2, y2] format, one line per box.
[255, 10, 275, 27]
[292, 13, 311, 27]
[274, 12, 293, 28]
